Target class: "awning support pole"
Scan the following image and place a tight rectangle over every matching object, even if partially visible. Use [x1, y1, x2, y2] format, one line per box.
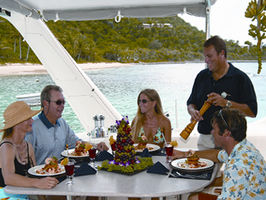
[205, 0, 211, 39]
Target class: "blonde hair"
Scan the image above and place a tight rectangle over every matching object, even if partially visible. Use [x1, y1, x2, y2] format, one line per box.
[131, 89, 164, 141]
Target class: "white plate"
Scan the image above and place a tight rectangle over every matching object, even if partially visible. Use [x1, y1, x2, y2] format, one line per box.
[61, 148, 89, 158]
[134, 143, 160, 153]
[28, 164, 65, 176]
[171, 158, 214, 172]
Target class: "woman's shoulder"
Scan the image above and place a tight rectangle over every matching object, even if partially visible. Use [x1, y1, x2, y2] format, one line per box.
[158, 115, 171, 125]
[0, 140, 15, 156]
[0, 140, 13, 148]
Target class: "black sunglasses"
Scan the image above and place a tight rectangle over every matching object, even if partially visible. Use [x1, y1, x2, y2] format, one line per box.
[218, 110, 229, 129]
[138, 99, 150, 104]
[49, 99, 65, 105]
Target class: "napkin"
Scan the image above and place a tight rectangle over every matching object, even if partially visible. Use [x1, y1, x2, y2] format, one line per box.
[56, 175, 66, 183]
[95, 150, 114, 161]
[146, 161, 169, 175]
[139, 148, 152, 157]
[168, 168, 213, 180]
[150, 149, 165, 156]
[74, 162, 97, 176]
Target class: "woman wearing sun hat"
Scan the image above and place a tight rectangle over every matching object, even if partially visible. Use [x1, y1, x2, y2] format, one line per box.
[0, 101, 58, 196]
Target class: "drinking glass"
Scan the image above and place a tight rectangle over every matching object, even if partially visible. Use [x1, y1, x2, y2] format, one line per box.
[64, 159, 75, 185]
[165, 142, 173, 163]
[89, 148, 97, 167]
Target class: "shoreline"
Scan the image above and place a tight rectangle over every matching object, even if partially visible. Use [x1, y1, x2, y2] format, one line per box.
[0, 62, 134, 76]
[0, 60, 260, 76]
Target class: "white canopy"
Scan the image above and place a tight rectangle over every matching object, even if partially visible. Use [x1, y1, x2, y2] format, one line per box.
[0, 0, 216, 21]
[0, 0, 217, 132]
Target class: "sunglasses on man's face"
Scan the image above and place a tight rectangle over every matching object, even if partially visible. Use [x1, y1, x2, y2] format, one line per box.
[138, 99, 150, 104]
[50, 99, 65, 105]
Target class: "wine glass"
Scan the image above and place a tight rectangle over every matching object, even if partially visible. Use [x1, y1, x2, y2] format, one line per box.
[64, 159, 75, 185]
[165, 142, 173, 163]
[89, 148, 97, 168]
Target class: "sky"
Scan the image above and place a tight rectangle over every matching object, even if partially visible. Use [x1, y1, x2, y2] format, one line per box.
[179, 0, 256, 45]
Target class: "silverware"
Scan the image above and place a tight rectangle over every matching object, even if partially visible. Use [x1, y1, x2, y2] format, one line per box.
[168, 170, 182, 177]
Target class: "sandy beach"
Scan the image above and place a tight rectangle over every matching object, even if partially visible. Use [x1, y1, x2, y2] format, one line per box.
[0, 62, 132, 76]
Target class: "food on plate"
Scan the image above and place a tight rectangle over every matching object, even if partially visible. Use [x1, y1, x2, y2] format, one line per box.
[70, 141, 93, 156]
[187, 153, 200, 165]
[135, 142, 147, 150]
[36, 157, 64, 175]
[178, 153, 208, 168]
[134, 134, 150, 150]
[135, 143, 154, 151]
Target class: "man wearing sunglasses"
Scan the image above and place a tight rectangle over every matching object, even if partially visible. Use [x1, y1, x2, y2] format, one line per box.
[173, 109, 266, 200]
[187, 36, 257, 150]
[25, 85, 108, 165]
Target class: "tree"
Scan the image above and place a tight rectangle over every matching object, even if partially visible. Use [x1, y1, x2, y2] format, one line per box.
[245, 0, 266, 74]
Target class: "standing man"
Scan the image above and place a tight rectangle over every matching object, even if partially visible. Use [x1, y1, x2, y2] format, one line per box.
[25, 85, 108, 165]
[174, 109, 266, 200]
[187, 35, 257, 149]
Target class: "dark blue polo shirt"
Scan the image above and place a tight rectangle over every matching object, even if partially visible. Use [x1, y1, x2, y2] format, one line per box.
[187, 62, 257, 135]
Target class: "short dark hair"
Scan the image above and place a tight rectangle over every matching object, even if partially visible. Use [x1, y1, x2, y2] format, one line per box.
[41, 85, 63, 107]
[204, 35, 227, 58]
[211, 109, 246, 142]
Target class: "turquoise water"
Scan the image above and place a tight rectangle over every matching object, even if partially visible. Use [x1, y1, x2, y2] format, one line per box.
[0, 62, 265, 133]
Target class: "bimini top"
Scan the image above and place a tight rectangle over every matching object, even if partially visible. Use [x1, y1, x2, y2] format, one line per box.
[0, 0, 217, 21]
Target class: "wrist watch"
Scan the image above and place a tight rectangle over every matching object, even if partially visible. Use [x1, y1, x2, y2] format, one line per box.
[226, 100, 232, 108]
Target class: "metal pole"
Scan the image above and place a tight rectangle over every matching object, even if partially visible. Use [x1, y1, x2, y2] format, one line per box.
[175, 99, 178, 130]
[205, 0, 211, 40]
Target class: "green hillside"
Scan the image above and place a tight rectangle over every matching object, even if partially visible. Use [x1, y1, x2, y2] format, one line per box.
[0, 16, 264, 64]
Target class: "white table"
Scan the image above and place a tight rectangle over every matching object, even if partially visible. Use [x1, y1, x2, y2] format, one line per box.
[5, 156, 218, 199]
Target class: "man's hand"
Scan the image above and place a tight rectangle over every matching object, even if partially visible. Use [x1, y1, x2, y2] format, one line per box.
[207, 92, 227, 107]
[97, 142, 109, 151]
[173, 149, 196, 160]
[172, 150, 187, 159]
[188, 104, 203, 121]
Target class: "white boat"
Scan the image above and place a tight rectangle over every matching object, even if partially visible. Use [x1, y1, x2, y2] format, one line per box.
[2, 1, 266, 159]
[0, 0, 217, 132]
[16, 93, 41, 107]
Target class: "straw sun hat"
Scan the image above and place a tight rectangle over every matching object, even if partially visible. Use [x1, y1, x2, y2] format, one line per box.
[0, 101, 42, 132]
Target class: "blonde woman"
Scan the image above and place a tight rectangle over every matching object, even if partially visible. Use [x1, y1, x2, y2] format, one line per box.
[131, 89, 171, 148]
[0, 101, 58, 192]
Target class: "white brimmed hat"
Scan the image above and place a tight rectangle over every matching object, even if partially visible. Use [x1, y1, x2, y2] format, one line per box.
[0, 101, 42, 132]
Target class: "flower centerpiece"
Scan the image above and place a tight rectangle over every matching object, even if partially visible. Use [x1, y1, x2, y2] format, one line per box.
[98, 116, 153, 175]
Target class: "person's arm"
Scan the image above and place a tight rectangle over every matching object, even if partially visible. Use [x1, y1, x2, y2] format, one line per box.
[226, 101, 255, 117]
[207, 92, 255, 117]
[173, 149, 221, 163]
[28, 142, 36, 166]
[96, 142, 109, 151]
[161, 116, 171, 142]
[187, 104, 203, 121]
[1, 143, 58, 189]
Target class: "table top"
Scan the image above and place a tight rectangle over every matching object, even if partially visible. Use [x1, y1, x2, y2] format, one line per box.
[5, 156, 218, 198]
